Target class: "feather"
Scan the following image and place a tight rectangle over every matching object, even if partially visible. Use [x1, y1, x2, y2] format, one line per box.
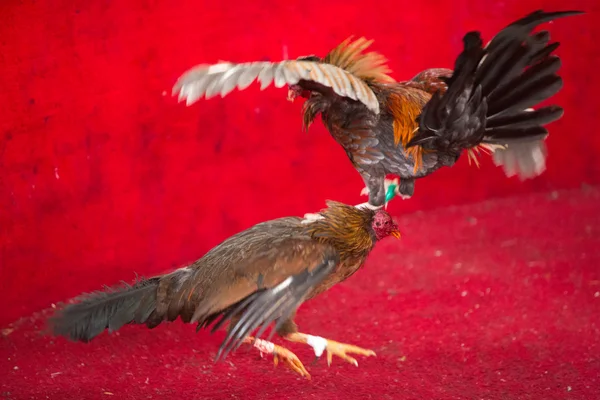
[406, 10, 581, 171]
[486, 106, 563, 131]
[323, 37, 395, 84]
[48, 278, 160, 342]
[173, 60, 381, 113]
[492, 139, 548, 180]
[214, 255, 337, 361]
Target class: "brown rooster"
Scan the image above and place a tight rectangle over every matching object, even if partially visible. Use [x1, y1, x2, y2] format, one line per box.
[49, 201, 400, 379]
[173, 10, 582, 214]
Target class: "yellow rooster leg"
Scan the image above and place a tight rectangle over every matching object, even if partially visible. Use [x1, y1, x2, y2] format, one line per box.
[285, 332, 376, 367]
[243, 336, 311, 379]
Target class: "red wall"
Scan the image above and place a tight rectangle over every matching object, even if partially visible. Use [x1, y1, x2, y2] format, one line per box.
[1, 0, 598, 325]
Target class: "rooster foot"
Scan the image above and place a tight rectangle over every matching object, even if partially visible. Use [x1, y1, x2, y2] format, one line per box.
[286, 333, 376, 368]
[301, 212, 324, 224]
[246, 337, 311, 379]
[323, 339, 377, 367]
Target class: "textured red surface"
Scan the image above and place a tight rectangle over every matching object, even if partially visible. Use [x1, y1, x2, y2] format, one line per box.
[1, 0, 599, 326]
[1, 187, 599, 399]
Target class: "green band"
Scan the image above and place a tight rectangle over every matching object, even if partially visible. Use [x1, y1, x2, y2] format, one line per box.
[385, 183, 398, 204]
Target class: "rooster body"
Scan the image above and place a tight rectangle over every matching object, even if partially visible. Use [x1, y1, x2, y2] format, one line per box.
[174, 10, 582, 208]
[307, 68, 453, 203]
[49, 202, 400, 379]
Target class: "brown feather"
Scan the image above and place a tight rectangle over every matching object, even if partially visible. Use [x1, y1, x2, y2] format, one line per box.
[302, 200, 375, 259]
[323, 37, 395, 84]
[405, 68, 452, 95]
[49, 202, 384, 344]
[386, 88, 431, 172]
[301, 94, 328, 132]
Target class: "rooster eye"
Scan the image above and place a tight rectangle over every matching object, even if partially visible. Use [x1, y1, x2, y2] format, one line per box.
[385, 221, 390, 225]
[376, 222, 380, 227]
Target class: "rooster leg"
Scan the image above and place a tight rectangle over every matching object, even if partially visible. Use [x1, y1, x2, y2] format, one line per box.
[359, 173, 386, 207]
[397, 178, 415, 200]
[360, 177, 403, 206]
[284, 332, 376, 367]
[243, 336, 311, 379]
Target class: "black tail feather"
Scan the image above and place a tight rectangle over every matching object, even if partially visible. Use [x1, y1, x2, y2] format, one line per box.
[487, 56, 563, 115]
[530, 41, 560, 64]
[483, 125, 548, 144]
[489, 75, 563, 120]
[488, 60, 563, 118]
[475, 11, 582, 142]
[477, 37, 528, 96]
[48, 278, 160, 343]
[406, 10, 582, 154]
[486, 106, 564, 132]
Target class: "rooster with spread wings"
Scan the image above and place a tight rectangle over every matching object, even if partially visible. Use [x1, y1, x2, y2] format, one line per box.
[173, 10, 582, 216]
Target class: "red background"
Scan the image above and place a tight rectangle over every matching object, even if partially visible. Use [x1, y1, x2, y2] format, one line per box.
[0, 0, 599, 398]
[1, 0, 598, 325]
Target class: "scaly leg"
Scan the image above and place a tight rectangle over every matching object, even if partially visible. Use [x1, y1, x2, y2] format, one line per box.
[397, 178, 415, 200]
[284, 332, 376, 367]
[243, 336, 311, 379]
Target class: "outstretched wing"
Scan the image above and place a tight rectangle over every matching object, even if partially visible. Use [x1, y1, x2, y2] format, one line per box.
[173, 60, 381, 113]
[173, 37, 395, 115]
[212, 254, 337, 360]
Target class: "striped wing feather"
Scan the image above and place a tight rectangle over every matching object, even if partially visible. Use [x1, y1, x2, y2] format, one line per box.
[173, 60, 381, 113]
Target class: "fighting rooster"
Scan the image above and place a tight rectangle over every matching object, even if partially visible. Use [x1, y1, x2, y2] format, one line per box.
[173, 10, 582, 212]
[49, 201, 400, 379]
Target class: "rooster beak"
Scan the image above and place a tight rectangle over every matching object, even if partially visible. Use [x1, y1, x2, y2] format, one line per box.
[390, 230, 401, 239]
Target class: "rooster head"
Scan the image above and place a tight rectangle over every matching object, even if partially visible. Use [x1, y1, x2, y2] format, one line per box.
[372, 210, 401, 240]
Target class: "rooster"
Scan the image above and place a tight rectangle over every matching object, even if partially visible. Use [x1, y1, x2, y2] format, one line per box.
[173, 10, 582, 215]
[49, 201, 400, 379]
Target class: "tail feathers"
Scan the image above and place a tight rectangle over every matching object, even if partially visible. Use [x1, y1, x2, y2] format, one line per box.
[406, 10, 581, 158]
[476, 10, 579, 96]
[492, 138, 548, 180]
[477, 11, 581, 143]
[484, 106, 564, 143]
[486, 57, 563, 119]
[48, 277, 160, 343]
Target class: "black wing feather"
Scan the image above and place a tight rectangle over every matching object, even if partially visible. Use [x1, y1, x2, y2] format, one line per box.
[213, 256, 337, 361]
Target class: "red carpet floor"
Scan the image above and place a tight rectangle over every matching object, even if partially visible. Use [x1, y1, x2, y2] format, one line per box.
[1, 186, 599, 400]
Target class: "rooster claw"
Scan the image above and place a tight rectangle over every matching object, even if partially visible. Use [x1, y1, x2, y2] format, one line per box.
[324, 340, 377, 368]
[273, 345, 311, 380]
